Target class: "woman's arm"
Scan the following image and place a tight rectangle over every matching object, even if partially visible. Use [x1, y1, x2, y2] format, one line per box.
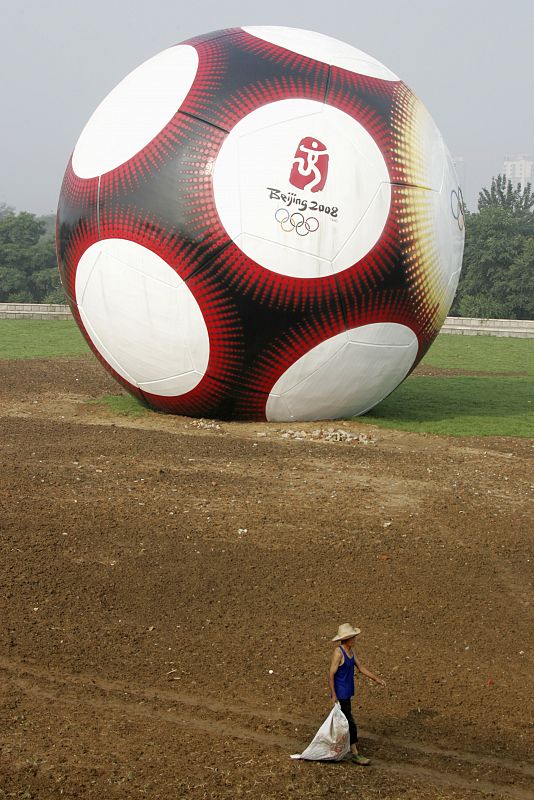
[355, 655, 386, 686]
[328, 648, 343, 702]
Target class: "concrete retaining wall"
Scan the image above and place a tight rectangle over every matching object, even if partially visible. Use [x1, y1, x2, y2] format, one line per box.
[441, 316, 534, 338]
[0, 303, 73, 321]
[1, 303, 533, 338]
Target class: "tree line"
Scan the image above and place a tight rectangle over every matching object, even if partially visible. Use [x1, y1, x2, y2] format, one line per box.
[451, 176, 534, 319]
[0, 176, 533, 318]
[0, 203, 61, 304]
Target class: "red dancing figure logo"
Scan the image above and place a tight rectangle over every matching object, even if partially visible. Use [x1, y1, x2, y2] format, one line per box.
[290, 137, 329, 193]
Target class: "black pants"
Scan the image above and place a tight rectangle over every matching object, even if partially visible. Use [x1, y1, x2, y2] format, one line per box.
[338, 698, 358, 745]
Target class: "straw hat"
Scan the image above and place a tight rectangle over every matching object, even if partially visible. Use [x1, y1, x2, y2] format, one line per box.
[331, 623, 361, 641]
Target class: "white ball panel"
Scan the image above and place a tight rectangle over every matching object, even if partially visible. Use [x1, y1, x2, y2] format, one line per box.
[235, 234, 337, 280]
[75, 240, 209, 396]
[72, 45, 199, 179]
[437, 150, 466, 285]
[242, 26, 399, 81]
[266, 394, 292, 422]
[79, 309, 138, 387]
[213, 98, 324, 247]
[233, 97, 324, 136]
[333, 182, 391, 270]
[346, 322, 417, 347]
[441, 266, 463, 315]
[213, 129, 242, 242]
[271, 333, 348, 395]
[411, 102, 446, 193]
[266, 324, 418, 421]
[138, 371, 203, 396]
[214, 100, 390, 277]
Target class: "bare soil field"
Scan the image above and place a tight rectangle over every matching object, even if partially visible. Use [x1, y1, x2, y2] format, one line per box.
[0, 356, 533, 800]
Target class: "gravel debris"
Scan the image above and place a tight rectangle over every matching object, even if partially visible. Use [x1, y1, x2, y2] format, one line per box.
[279, 427, 376, 444]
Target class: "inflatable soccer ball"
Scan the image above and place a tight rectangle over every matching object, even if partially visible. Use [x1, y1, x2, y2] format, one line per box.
[57, 26, 464, 421]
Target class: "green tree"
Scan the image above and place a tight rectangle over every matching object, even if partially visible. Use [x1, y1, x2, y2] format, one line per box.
[0, 202, 15, 220]
[453, 182, 534, 320]
[0, 211, 62, 303]
[478, 174, 534, 213]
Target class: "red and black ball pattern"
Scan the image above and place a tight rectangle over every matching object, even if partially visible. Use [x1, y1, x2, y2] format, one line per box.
[57, 28, 457, 420]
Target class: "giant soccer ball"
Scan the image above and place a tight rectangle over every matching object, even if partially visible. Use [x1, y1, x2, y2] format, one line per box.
[57, 27, 464, 421]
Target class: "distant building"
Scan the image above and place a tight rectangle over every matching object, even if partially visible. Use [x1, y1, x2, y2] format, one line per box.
[503, 154, 533, 188]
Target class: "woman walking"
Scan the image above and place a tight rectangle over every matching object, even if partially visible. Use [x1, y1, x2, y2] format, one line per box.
[329, 622, 385, 765]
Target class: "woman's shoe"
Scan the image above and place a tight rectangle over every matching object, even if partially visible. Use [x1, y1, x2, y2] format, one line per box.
[351, 753, 371, 765]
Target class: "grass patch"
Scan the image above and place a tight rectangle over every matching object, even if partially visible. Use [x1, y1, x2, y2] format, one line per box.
[366, 334, 534, 437]
[2, 321, 532, 437]
[421, 335, 533, 375]
[91, 394, 148, 418]
[366, 376, 533, 437]
[0, 319, 88, 359]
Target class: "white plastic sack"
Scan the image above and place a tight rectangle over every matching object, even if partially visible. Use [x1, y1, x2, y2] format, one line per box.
[291, 703, 350, 761]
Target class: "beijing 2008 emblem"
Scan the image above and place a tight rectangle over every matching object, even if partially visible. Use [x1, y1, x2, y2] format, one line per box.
[265, 136, 338, 238]
[290, 137, 329, 193]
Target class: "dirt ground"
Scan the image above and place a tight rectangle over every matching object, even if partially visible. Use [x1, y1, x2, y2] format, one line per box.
[0, 356, 532, 800]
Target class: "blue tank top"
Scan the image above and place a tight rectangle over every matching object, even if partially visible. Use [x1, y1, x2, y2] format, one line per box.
[334, 646, 355, 700]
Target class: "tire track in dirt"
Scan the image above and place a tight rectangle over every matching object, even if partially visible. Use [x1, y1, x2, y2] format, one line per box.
[363, 731, 534, 779]
[1, 656, 533, 799]
[494, 562, 532, 609]
[372, 759, 534, 800]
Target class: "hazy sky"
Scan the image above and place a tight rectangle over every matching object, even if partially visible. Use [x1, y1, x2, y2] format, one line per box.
[1, 0, 532, 214]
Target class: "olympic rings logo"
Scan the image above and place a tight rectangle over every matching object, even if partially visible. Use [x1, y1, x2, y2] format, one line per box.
[275, 208, 320, 236]
[451, 187, 465, 231]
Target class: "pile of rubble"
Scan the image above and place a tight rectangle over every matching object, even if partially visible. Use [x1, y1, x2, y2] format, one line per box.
[186, 419, 222, 431]
[279, 428, 376, 445]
